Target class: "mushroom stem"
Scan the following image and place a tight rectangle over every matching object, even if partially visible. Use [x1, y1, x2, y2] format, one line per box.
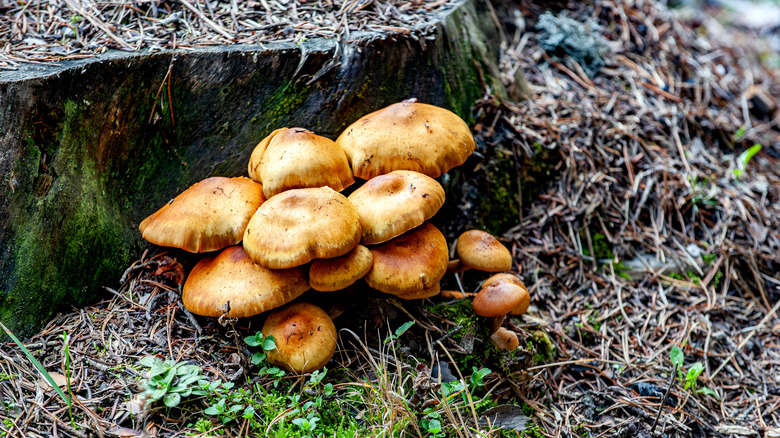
[487, 315, 505, 334]
[440, 289, 476, 299]
[447, 259, 469, 273]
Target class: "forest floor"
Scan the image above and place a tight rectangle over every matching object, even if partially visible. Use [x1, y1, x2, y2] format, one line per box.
[1, 0, 779, 437]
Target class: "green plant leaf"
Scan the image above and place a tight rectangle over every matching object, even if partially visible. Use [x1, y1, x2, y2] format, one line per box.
[251, 352, 266, 365]
[670, 345, 684, 369]
[244, 333, 263, 347]
[138, 355, 161, 368]
[204, 405, 220, 416]
[697, 386, 720, 399]
[0, 323, 71, 409]
[262, 336, 277, 351]
[163, 392, 181, 408]
[734, 144, 763, 178]
[394, 321, 415, 338]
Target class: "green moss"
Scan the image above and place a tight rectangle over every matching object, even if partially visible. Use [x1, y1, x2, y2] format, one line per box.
[475, 147, 520, 235]
[528, 331, 555, 366]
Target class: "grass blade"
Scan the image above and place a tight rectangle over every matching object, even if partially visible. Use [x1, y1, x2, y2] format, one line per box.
[1, 322, 72, 409]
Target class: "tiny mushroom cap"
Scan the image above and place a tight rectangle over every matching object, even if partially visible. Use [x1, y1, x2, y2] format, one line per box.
[490, 327, 519, 351]
[182, 245, 309, 318]
[365, 222, 449, 295]
[139, 177, 265, 253]
[451, 230, 513, 273]
[336, 102, 476, 179]
[472, 282, 527, 317]
[309, 245, 374, 292]
[481, 273, 530, 316]
[263, 302, 338, 374]
[348, 170, 445, 245]
[248, 127, 354, 198]
[243, 187, 362, 269]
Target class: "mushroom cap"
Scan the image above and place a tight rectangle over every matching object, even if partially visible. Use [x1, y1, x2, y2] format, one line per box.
[365, 222, 449, 295]
[347, 170, 445, 245]
[481, 273, 530, 315]
[490, 327, 519, 350]
[248, 127, 354, 198]
[263, 302, 338, 374]
[472, 282, 527, 317]
[243, 187, 362, 269]
[139, 177, 265, 253]
[182, 245, 309, 318]
[336, 102, 475, 179]
[456, 230, 513, 272]
[395, 282, 441, 301]
[309, 245, 374, 292]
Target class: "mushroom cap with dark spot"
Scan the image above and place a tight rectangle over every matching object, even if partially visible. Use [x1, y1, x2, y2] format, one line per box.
[182, 245, 309, 318]
[336, 102, 475, 179]
[490, 327, 519, 350]
[139, 177, 265, 253]
[262, 302, 338, 374]
[348, 170, 445, 245]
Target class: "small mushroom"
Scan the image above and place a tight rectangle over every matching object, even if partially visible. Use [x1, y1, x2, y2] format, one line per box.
[448, 230, 512, 273]
[139, 177, 264, 253]
[262, 302, 338, 374]
[472, 281, 528, 334]
[309, 245, 373, 292]
[490, 327, 519, 351]
[480, 273, 531, 316]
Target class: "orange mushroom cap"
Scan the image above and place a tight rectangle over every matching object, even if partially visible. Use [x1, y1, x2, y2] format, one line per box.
[365, 222, 449, 295]
[248, 127, 354, 198]
[309, 245, 374, 292]
[182, 245, 309, 318]
[262, 302, 338, 374]
[336, 102, 475, 179]
[347, 170, 445, 245]
[456, 230, 513, 272]
[243, 187, 362, 269]
[472, 282, 526, 317]
[139, 177, 264, 253]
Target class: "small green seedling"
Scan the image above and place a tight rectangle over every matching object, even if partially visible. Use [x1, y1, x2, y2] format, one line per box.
[733, 144, 762, 178]
[384, 321, 415, 344]
[669, 345, 719, 399]
[137, 356, 207, 408]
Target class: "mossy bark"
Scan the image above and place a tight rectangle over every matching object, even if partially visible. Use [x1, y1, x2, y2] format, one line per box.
[0, 0, 511, 338]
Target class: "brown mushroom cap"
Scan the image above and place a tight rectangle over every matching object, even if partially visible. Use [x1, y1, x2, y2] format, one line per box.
[182, 245, 309, 318]
[456, 230, 513, 272]
[139, 177, 265, 253]
[481, 273, 530, 315]
[263, 302, 338, 374]
[472, 282, 526, 317]
[248, 127, 354, 198]
[336, 102, 475, 179]
[309, 245, 374, 292]
[347, 170, 445, 245]
[395, 282, 441, 301]
[490, 327, 519, 350]
[243, 187, 362, 269]
[365, 222, 449, 295]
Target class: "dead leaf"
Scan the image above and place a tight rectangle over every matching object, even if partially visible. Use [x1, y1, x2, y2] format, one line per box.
[478, 404, 530, 431]
[37, 372, 70, 390]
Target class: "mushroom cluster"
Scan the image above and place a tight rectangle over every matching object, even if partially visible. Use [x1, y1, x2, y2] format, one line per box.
[138, 100, 529, 371]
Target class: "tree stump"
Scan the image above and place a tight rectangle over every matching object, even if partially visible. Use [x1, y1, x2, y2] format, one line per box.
[0, 0, 511, 337]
